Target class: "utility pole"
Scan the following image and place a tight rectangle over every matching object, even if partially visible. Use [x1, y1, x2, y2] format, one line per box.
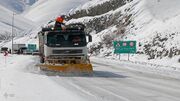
[11, 12, 15, 54]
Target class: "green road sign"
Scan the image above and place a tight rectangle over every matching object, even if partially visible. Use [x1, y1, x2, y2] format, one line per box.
[28, 44, 37, 52]
[113, 41, 136, 54]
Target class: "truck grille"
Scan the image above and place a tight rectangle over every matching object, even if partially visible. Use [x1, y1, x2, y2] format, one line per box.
[52, 49, 83, 54]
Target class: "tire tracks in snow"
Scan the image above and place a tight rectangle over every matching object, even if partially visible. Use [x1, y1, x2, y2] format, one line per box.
[45, 58, 180, 101]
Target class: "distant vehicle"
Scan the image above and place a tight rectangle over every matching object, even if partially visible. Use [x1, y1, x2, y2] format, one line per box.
[27, 44, 37, 53]
[18, 47, 28, 54]
[1, 47, 8, 53]
[13, 44, 26, 54]
[19, 44, 38, 55]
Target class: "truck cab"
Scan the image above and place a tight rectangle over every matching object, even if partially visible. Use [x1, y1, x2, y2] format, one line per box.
[38, 23, 93, 73]
[38, 24, 93, 74]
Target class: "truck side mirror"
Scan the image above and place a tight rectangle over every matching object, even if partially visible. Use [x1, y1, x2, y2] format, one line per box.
[88, 35, 92, 42]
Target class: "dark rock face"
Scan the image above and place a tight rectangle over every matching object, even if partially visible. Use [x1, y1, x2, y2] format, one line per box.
[68, 0, 132, 18]
[67, 0, 133, 34]
[84, 12, 132, 34]
[67, 0, 133, 56]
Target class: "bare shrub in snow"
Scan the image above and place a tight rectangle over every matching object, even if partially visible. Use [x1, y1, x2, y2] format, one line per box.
[68, 0, 133, 57]
[101, 34, 115, 48]
[89, 42, 103, 55]
[142, 32, 180, 60]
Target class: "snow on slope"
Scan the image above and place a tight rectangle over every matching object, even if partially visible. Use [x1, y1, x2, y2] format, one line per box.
[0, 0, 25, 13]
[3, 0, 178, 67]
[2, 0, 90, 47]
[114, 0, 180, 67]
[0, 0, 37, 13]
[0, 5, 35, 34]
[128, 0, 180, 39]
[69, 0, 111, 14]
[66, 0, 180, 67]
[24, 0, 89, 24]
[124, 0, 180, 64]
[0, 5, 37, 48]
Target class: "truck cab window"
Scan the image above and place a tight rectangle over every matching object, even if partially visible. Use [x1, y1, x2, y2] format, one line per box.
[47, 32, 86, 47]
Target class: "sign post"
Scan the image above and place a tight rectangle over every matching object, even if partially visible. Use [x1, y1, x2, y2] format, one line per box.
[113, 41, 137, 61]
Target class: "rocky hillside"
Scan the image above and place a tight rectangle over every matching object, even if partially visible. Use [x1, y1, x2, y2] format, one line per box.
[68, 0, 131, 18]
[67, 0, 133, 55]
[66, 0, 180, 65]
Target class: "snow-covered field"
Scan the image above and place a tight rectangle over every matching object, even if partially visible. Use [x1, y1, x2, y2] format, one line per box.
[0, 54, 180, 101]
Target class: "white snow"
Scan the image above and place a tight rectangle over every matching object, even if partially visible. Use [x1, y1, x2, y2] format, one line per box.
[0, 0, 25, 13]
[0, 54, 85, 101]
[127, 0, 180, 40]
[0, 1, 180, 100]
[0, 0, 93, 48]
[122, 0, 180, 67]
[0, 54, 180, 101]
[0, 5, 35, 34]
[69, 0, 111, 15]
[68, 0, 180, 67]
[23, 0, 89, 24]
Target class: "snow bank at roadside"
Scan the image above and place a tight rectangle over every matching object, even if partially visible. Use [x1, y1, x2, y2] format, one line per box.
[91, 56, 180, 79]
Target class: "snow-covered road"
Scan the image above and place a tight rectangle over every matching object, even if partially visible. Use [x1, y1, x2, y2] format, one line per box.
[0, 54, 180, 101]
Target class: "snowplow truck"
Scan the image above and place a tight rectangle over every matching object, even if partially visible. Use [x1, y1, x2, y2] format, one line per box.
[38, 23, 93, 74]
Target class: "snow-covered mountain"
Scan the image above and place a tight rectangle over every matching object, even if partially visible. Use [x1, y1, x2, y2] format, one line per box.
[65, 0, 180, 66]
[0, 0, 38, 45]
[0, 5, 35, 41]
[1, 1, 180, 101]
[23, 0, 89, 24]
[0, 0, 91, 46]
[1, 0, 179, 66]
[0, 0, 37, 13]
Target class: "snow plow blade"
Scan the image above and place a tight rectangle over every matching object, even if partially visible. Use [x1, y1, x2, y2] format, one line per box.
[37, 64, 93, 74]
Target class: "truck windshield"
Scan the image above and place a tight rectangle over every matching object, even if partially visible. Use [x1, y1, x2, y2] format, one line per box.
[46, 32, 87, 47]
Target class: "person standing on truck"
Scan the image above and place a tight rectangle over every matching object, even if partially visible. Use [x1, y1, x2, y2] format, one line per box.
[54, 15, 66, 30]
